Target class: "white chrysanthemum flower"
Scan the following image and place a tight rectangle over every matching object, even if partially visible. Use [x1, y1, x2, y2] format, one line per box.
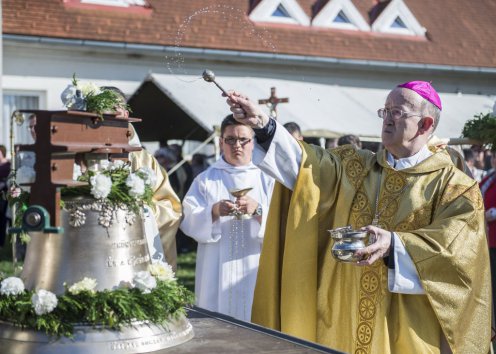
[110, 160, 125, 170]
[79, 82, 101, 97]
[0, 277, 25, 296]
[138, 167, 157, 186]
[148, 262, 175, 281]
[98, 159, 110, 171]
[17, 166, 36, 184]
[90, 174, 112, 199]
[126, 173, 145, 197]
[68, 277, 97, 295]
[133, 271, 157, 294]
[31, 289, 58, 315]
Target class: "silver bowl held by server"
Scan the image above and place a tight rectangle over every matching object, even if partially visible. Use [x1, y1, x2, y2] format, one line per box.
[328, 226, 370, 263]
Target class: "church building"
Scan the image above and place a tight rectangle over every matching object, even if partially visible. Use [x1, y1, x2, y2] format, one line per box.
[2, 0, 496, 147]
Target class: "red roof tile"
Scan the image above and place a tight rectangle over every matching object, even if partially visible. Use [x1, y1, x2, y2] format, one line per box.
[3, 0, 496, 68]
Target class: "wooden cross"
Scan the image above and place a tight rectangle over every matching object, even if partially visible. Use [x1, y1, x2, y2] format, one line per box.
[258, 87, 289, 119]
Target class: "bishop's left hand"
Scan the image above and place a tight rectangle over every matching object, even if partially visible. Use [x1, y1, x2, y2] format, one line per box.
[354, 225, 392, 266]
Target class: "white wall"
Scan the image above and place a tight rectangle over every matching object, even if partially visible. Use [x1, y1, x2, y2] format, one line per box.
[3, 37, 496, 146]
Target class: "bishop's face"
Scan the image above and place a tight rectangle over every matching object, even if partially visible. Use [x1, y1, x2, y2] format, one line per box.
[220, 125, 254, 167]
[381, 88, 425, 158]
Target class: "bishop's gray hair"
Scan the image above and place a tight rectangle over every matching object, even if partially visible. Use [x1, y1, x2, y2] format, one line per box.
[421, 100, 441, 131]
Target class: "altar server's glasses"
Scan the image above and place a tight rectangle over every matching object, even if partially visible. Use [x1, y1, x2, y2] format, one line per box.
[223, 137, 252, 146]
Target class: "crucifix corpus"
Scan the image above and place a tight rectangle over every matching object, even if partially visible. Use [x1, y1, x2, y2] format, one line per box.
[258, 87, 289, 119]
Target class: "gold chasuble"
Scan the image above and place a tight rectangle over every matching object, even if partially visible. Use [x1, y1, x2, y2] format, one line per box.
[252, 144, 491, 354]
[130, 149, 182, 269]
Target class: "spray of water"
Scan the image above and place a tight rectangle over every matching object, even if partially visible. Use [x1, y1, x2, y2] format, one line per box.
[164, 4, 277, 83]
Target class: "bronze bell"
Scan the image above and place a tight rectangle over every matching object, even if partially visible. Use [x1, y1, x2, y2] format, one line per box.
[21, 198, 151, 294]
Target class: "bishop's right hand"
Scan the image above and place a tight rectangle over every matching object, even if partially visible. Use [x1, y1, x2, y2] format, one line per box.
[225, 91, 270, 129]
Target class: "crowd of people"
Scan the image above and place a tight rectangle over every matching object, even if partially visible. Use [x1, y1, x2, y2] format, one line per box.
[0, 80, 495, 353]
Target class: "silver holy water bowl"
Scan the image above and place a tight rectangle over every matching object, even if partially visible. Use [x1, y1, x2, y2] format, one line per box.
[328, 226, 370, 263]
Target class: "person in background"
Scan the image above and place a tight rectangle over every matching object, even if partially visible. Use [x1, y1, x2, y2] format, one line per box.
[28, 114, 37, 142]
[169, 143, 194, 199]
[485, 149, 494, 173]
[463, 148, 486, 182]
[480, 151, 496, 323]
[180, 114, 274, 322]
[338, 134, 362, 149]
[190, 153, 209, 178]
[154, 147, 183, 197]
[283, 122, 303, 141]
[325, 138, 338, 149]
[471, 145, 487, 170]
[0, 145, 11, 248]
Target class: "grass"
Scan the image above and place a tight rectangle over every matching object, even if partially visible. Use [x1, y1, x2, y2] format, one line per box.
[0, 235, 24, 277]
[0, 259, 16, 276]
[176, 251, 196, 292]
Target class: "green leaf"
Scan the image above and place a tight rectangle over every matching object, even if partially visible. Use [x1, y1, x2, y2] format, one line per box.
[0, 276, 194, 337]
[462, 112, 496, 151]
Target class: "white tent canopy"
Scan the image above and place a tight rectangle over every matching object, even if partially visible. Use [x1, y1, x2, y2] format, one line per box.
[136, 73, 495, 141]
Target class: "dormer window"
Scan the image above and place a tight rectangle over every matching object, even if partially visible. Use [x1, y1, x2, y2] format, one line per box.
[249, 0, 310, 26]
[333, 10, 351, 24]
[272, 4, 291, 18]
[391, 16, 407, 29]
[312, 0, 370, 31]
[371, 0, 425, 36]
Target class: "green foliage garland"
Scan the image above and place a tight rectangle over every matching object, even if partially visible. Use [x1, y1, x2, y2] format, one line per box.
[85, 89, 127, 118]
[5, 186, 29, 230]
[0, 279, 194, 338]
[70, 73, 131, 118]
[462, 112, 496, 151]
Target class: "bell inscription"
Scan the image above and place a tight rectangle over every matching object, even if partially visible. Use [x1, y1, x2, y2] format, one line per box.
[22, 206, 151, 294]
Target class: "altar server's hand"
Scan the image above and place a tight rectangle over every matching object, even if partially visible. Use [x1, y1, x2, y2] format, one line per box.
[212, 199, 239, 220]
[226, 91, 270, 129]
[355, 225, 392, 266]
[235, 195, 258, 216]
